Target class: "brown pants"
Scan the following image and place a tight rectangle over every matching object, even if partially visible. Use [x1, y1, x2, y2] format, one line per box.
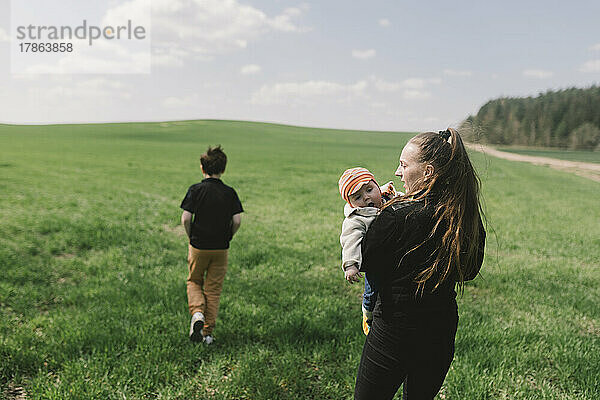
[187, 246, 228, 336]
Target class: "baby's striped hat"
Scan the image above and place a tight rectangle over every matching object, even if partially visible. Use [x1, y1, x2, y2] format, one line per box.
[339, 167, 375, 203]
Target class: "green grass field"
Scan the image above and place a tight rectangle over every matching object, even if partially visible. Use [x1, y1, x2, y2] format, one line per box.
[1, 121, 599, 399]
[497, 147, 600, 164]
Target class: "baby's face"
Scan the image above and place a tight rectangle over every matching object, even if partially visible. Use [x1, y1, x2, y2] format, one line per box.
[349, 180, 383, 208]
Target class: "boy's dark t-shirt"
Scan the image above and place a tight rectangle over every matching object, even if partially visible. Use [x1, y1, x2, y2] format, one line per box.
[180, 178, 243, 250]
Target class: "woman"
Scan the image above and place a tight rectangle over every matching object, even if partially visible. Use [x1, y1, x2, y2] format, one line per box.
[354, 128, 486, 399]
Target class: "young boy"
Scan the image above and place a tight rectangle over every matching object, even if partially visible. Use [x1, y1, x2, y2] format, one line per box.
[338, 167, 397, 335]
[180, 145, 243, 344]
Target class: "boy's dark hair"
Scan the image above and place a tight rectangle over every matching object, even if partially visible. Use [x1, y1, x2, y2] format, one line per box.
[200, 145, 227, 175]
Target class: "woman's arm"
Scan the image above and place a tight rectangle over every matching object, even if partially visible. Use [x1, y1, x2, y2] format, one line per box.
[464, 215, 486, 281]
[360, 208, 398, 273]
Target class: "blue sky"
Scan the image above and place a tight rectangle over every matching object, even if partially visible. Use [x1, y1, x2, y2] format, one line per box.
[1, 0, 599, 131]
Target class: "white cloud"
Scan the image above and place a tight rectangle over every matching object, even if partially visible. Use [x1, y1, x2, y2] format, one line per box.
[352, 49, 376, 60]
[402, 78, 427, 89]
[9, 74, 40, 82]
[0, 27, 9, 42]
[96, 0, 310, 67]
[163, 94, 200, 108]
[102, 0, 151, 27]
[522, 69, 553, 79]
[403, 90, 431, 100]
[579, 59, 600, 73]
[19, 40, 150, 74]
[589, 43, 600, 51]
[251, 80, 368, 106]
[373, 78, 404, 92]
[282, 6, 302, 17]
[152, 47, 193, 67]
[142, 0, 308, 58]
[443, 69, 472, 77]
[13, 1, 151, 74]
[270, 7, 311, 32]
[81, 78, 132, 98]
[28, 78, 132, 100]
[78, 78, 126, 91]
[11, 75, 73, 82]
[372, 76, 441, 92]
[250, 75, 439, 107]
[378, 18, 391, 27]
[241, 64, 262, 75]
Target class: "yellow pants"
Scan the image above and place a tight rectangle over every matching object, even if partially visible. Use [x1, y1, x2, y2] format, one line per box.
[187, 246, 228, 336]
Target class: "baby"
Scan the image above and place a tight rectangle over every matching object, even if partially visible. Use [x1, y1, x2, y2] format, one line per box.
[338, 167, 397, 334]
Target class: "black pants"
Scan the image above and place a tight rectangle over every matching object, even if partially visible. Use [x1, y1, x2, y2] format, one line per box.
[354, 312, 458, 400]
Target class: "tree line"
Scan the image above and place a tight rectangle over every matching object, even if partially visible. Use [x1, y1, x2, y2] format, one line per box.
[463, 85, 600, 150]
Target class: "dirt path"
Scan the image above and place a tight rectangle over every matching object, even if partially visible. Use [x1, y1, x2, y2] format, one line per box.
[466, 143, 600, 183]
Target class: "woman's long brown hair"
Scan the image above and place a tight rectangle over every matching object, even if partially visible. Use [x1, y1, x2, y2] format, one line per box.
[388, 128, 484, 294]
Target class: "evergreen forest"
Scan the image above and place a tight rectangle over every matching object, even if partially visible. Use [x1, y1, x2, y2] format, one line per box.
[464, 86, 600, 150]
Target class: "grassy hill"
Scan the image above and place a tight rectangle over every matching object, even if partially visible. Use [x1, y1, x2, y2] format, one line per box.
[1, 121, 599, 399]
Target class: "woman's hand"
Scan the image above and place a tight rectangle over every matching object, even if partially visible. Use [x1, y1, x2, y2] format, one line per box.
[344, 265, 362, 284]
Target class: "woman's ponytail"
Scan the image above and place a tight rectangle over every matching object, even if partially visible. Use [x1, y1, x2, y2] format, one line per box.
[395, 128, 484, 294]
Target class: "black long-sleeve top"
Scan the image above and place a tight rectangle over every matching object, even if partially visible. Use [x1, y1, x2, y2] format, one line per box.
[360, 194, 485, 324]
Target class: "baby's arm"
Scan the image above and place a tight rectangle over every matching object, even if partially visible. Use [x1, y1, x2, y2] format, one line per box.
[380, 181, 401, 202]
[340, 217, 367, 283]
[344, 265, 362, 283]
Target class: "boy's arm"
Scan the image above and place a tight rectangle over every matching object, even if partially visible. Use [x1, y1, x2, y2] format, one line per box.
[231, 213, 242, 237]
[181, 210, 193, 239]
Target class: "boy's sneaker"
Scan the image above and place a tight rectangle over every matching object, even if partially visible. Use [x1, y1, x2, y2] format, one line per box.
[203, 335, 214, 345]
[189, 312, 205, 342]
